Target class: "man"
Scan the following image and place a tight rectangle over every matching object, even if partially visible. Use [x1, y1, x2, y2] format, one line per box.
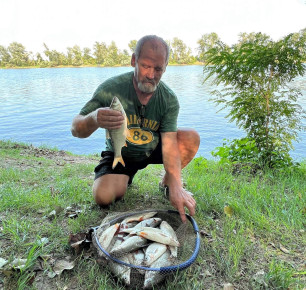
[71, 35, 200, 223]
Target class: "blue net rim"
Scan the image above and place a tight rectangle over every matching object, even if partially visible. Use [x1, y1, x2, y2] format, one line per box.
[93, 209, 200, 272]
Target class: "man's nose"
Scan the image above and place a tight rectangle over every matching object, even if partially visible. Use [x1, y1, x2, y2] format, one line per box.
[146, 68, 155, 79]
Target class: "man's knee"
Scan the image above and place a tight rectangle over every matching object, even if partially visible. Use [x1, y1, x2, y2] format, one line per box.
[177, 128, 200, 154]
[92, 175, 128, 205]
[177, 128, 200, 168]
[178, 128, 200, 146]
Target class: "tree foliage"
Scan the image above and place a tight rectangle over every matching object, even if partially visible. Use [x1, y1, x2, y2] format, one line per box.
[203, 31, 306, 168]
[7, 42, 29, 66]
[128, 40, 137, 53]
[0, 31, 304, 69]
[197, 32, 221, 62]
[169, 37, 194, 64]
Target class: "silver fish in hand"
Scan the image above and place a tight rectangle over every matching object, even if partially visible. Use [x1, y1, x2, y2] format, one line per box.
[108, 96, 129, 169]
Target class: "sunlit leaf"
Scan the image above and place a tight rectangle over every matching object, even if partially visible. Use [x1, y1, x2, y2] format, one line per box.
[224, 204, 234, 217]
[52, 259, 75, 276]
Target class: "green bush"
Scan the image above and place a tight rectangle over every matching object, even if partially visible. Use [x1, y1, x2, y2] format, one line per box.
[212, 137, 295, 168]
[204, 31, 305, 168]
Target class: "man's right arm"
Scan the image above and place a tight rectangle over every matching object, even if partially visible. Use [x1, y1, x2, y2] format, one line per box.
[71, 111, 99, 138]
[71, 108, 124, 138]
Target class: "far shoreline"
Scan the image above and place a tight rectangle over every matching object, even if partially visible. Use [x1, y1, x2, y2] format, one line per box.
[0, 62, 205, 70]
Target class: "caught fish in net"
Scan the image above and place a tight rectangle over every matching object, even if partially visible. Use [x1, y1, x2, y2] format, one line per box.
[92, 209, 200, 289]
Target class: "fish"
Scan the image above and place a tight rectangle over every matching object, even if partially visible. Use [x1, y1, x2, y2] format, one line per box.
[160, 221, 179, 258]
[127, 249, 145, 274]
[108, 96, 129, 169]
[109, 252, 131, 285]
[118, 221, 138, 234]
[144, 242, 167, 266]
[108, 235, 131, 285]
[110, 235, 148, 256]
[98, 223, 120, 251]
[122, 218, 162, 234]
[143, 250, 172, 289]
[95, 213, 182, 287]
[133, 227, 180, 247]
[121, 211, 157, 225]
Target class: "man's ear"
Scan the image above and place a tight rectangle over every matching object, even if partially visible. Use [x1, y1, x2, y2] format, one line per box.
[131, 53, 136, 67]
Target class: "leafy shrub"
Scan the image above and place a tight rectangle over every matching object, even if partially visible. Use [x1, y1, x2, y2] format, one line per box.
[212, 137, 295, 169]
[204, 31, 305, 168]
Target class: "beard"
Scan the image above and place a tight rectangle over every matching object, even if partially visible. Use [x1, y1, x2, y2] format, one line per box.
[137, 80, 157, 93]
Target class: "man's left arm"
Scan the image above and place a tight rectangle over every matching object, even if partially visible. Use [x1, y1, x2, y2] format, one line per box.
[161, 132, 196, 223]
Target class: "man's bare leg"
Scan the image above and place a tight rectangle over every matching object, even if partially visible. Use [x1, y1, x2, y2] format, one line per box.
[161, 128, 200, 186]
[93, 174, 130, 206]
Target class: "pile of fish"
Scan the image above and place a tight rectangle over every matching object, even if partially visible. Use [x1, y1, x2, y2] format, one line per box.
[96, 211, 180, 289]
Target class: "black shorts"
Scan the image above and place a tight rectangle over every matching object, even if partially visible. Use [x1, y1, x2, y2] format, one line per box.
[94, 142, 163, 184]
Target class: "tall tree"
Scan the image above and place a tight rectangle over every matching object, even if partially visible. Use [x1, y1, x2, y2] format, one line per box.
[83, 47, 94, 65]
[8, 42, 29, 66]
[35, 52, 45, 66]
[169, 37, 192, 64]
[105, 41, 119, 66]
[128, 40, 137, 54]
[93, 41, 107, 65]
[0, 45, 11, 66]
[291, 28, 306, 61]
[67, 45, 83, 66]
[197, 32, 221, 62]
[43, 43, 67, 66]
[237, 32, 270, 47]
[118, 49, 130, 66]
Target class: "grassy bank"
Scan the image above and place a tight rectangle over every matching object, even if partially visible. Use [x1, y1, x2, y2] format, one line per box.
[0, 140, 305, 289]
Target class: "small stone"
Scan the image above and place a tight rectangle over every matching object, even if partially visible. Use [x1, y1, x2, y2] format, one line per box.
[223, 283, 234, 290]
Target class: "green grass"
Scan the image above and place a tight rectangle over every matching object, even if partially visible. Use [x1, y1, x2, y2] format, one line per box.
[0, 140, 305, 289]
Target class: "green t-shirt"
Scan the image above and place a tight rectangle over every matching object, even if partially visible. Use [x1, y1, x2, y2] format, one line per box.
[80, 71, 179, 161]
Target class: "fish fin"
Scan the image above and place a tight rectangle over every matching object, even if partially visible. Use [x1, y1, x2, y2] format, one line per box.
[112, 156, 125, 169]
[106, 129, 110, 139]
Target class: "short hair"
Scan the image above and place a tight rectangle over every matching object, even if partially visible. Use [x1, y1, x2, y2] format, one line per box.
[134, 35, 169, 64]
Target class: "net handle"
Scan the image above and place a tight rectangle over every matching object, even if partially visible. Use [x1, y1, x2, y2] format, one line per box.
[93, 209, 200, 272]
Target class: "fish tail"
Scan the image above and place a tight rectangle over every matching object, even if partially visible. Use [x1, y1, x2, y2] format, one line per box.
[112, 156, 125, 169]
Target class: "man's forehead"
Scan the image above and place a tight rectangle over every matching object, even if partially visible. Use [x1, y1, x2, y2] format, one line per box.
[140, 40, 167, 59]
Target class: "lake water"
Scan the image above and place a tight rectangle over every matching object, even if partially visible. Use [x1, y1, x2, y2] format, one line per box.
[0, 66, 305, 160]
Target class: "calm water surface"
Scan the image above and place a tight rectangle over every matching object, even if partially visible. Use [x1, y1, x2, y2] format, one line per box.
[0, 66, 305, 160]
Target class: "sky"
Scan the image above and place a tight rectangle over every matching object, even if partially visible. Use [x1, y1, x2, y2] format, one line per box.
[0, 0, 305, 55]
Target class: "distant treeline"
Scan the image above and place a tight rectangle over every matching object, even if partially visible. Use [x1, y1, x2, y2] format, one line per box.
[0, 30, 305, 68]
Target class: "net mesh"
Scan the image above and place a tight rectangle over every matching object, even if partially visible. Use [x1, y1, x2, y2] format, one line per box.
[91, 209, 199, 289]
